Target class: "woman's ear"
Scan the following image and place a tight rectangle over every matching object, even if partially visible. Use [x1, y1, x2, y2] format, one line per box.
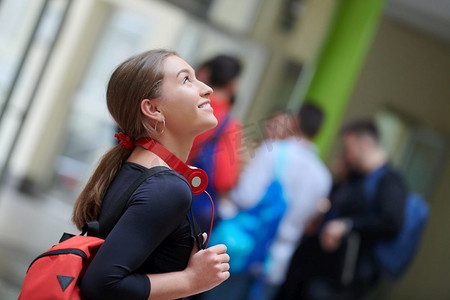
[141, 99, 164, 122]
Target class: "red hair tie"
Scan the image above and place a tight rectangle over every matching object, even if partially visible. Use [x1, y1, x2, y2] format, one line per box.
[114, 132, 135, 150]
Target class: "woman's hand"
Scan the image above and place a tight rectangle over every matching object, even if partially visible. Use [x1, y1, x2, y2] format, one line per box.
[146, 234, 229, 299]
[185, 233, 230, 294]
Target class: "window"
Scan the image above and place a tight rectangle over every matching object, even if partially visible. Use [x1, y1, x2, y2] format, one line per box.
[375, 109, 447, 198]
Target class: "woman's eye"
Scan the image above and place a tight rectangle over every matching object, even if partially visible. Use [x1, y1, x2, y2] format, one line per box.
[183, 76, 190, 84]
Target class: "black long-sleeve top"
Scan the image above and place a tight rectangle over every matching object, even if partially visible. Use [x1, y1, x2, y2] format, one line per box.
[80, 163, 194, 300]
[329, 165, 407, 243]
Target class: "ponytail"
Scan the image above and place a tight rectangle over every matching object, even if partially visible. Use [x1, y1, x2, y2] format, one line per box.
[72, 49, 176, 230]
[72, 145, 130, 230]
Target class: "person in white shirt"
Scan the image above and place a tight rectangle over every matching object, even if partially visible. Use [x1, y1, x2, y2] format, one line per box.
[229, 104, 332, 299]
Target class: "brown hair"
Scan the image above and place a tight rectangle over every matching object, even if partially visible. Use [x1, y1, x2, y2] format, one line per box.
[72, 49, 177, 230]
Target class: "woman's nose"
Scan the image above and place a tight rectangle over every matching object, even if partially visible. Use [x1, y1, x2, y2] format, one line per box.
[199, 81, 213, 98]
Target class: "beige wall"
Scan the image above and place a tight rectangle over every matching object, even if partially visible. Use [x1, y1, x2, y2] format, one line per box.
[340, 19, 450, 136]
[246, 0, 336, 124]
[338, 17, 450, 299]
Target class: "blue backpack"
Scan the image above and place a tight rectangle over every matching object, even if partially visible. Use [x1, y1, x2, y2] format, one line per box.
[364, 166, 429, 277]
[190, 116, 230, 231]
[209, 143, 288, 273]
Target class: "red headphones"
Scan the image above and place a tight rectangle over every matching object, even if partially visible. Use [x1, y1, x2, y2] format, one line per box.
[135, 138, 208, 195]
[134, 137, 214, 248]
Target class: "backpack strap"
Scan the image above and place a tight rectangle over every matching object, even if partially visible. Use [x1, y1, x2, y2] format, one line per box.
[83, 166, 169, 237]
[210, 115, 231, 144]
[189, 209, 205, 250]
[195, 115, 230, 155]
[274, 141, 288, 180]
[364, 164, 390, 205]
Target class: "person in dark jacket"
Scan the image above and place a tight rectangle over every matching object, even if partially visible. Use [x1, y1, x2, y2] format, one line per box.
[275, 119, 407, 300]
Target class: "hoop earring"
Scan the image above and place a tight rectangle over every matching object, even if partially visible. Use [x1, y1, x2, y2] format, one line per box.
[154, 119, 165, 135]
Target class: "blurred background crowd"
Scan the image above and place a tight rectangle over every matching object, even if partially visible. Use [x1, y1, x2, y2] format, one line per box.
[0, 0, 449, 299]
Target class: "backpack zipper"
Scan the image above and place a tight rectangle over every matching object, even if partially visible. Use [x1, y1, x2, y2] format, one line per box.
[27, 248, 87, 272]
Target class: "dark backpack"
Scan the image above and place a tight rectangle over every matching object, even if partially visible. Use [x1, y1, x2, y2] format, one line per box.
[19, 167, 203, 299]
[364, 165, 429, 277]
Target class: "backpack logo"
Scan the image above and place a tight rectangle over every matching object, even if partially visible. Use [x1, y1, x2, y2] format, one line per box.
[57, 275, 75, 291]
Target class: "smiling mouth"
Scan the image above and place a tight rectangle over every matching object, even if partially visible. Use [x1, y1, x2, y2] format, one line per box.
[198, 102, 211, 109]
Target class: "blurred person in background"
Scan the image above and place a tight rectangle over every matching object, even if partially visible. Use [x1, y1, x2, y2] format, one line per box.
[276, 119, 407, 300]
[188, 54, 243, 232]
[263, 110, 298, 141]
[204, 104, 331, 300]
[260, 104, 331, 299]
[72, 49, 230, 300]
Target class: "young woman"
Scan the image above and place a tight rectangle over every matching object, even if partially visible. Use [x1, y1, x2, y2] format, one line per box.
[72, 49, 230, 300]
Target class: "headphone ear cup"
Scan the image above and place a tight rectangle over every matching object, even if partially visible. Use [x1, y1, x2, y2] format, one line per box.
[134, 138, 209, 194]
[186, 167, 208, 195]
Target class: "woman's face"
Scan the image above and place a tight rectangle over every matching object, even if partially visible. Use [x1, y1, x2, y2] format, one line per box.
[158, 55, 217, 136]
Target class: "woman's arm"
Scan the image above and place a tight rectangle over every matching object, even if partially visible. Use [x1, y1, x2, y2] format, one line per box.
[147, 242, 230, 300]
[81, 173, 228, 300]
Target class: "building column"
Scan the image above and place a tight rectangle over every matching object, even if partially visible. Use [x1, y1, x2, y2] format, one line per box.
[11, 0, 112, 193]
[305, 0, 387, 158]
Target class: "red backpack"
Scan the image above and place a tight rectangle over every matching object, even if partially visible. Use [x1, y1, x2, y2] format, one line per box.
[19, 235, 103, 300]
[19, 167, 167, 300]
